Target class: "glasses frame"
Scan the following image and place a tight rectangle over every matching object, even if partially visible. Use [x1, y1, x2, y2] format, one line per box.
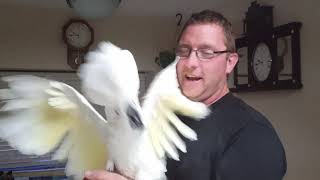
[175, 47, 231, 61]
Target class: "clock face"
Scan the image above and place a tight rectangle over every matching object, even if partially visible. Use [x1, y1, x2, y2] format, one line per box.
[65, 22, 92, 48]
[252, 42, 272, 82]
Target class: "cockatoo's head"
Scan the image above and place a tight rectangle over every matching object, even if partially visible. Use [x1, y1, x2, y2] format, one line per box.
[80, 41, 140, 106]
[81, 41, 143, 129]
[96, 42, 140, 100]
[97, 43, 143, 129]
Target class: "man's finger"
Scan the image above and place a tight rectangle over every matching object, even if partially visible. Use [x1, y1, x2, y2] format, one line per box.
[84, 170, 128, 180]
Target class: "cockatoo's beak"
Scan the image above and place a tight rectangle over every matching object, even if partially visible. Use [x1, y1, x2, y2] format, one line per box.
[126, 105, 143, 129]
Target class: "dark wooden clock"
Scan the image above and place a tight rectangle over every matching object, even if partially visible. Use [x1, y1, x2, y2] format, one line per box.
[231, 1, 303, 92]
[63, 19, 94, 69]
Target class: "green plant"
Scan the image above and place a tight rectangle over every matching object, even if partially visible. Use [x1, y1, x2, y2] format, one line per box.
[155, 50, 176, 68]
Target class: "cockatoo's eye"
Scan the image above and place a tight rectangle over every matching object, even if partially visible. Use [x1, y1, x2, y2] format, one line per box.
[126, 104, 143, 129]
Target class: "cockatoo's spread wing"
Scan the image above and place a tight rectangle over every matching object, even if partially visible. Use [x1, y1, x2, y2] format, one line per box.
[142, 57, 210, 161]
[0, 76, 108, 179]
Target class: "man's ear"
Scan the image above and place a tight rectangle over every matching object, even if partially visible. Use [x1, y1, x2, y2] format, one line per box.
[226, 52, 239, 74]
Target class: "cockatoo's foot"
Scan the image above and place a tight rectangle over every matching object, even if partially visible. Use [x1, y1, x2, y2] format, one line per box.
[106, 160, 115, 172]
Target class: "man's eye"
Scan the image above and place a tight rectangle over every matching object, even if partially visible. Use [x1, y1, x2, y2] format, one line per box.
[178, 47, 190, 52]
[199, 49, 214, 55]
[176, 48, 190, 54]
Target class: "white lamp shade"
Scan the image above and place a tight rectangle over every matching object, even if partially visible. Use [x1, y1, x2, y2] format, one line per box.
[70, 0, 121, 19]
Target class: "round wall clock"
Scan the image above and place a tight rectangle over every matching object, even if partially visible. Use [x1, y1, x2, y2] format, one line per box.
[252, 42, 272, 82]
[63, 19, 94, 49]
[64, 21, 92, 48]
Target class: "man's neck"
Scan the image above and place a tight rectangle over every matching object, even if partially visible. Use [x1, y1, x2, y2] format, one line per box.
[203, 85, 230, 106]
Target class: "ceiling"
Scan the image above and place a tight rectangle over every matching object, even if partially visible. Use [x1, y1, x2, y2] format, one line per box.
[0, 0, 246, 17]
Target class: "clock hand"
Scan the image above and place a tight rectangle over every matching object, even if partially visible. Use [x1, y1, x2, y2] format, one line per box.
[69, 32, 79, 37]
[255, 59, 262, 66]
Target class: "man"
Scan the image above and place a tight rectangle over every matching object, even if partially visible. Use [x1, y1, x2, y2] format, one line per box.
[165, 9, 287, 180]
[84, 10, 287, 180]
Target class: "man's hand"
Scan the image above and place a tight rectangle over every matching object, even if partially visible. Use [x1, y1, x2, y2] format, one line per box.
[84, 170, 129, 180]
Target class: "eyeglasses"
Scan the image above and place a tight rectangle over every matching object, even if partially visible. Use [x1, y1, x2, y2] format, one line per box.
[175, 46, 231, 60]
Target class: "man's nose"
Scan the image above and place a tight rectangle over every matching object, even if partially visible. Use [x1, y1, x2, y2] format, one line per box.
[185, 51, 200, 67]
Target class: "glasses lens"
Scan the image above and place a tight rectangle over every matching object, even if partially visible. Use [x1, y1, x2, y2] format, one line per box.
[175, 47, 190, 57]
[197, 49, 215, 59]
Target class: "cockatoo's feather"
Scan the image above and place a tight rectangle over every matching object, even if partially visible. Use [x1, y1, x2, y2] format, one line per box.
[142, 59, 210, 160]
[0, 41, 210, 180]
[79, 42, 140, 106]
[0, 76, 108, 179]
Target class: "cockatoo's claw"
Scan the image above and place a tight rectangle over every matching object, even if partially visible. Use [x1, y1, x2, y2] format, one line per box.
[106, 160, 115, 172]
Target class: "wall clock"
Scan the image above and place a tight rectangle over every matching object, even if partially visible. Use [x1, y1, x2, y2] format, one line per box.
[63, 19, 94, 69]
[231, 1, 302, 92]
[252, 42, 272, 82]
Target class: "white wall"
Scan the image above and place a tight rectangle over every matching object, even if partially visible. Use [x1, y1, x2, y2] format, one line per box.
[0, 1, 319, 179]
[0, 4, 177, 71]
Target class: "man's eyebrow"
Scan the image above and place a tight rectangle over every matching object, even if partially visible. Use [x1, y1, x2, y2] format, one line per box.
[197, 44, 215, 49]
[178, 43, 191, 47]
[177, 44, 215, 49]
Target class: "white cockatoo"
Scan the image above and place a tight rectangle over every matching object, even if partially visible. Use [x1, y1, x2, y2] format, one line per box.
[0, 42, 209, 180]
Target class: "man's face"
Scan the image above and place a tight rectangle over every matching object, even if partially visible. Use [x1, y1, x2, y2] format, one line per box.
[176, 23, 238, 105]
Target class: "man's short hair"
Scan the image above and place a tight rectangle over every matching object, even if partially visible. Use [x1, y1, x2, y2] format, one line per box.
[178, 10, 236, 53]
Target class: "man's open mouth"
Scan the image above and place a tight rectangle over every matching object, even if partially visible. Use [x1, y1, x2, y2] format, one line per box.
[185, 75, 202, 81]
